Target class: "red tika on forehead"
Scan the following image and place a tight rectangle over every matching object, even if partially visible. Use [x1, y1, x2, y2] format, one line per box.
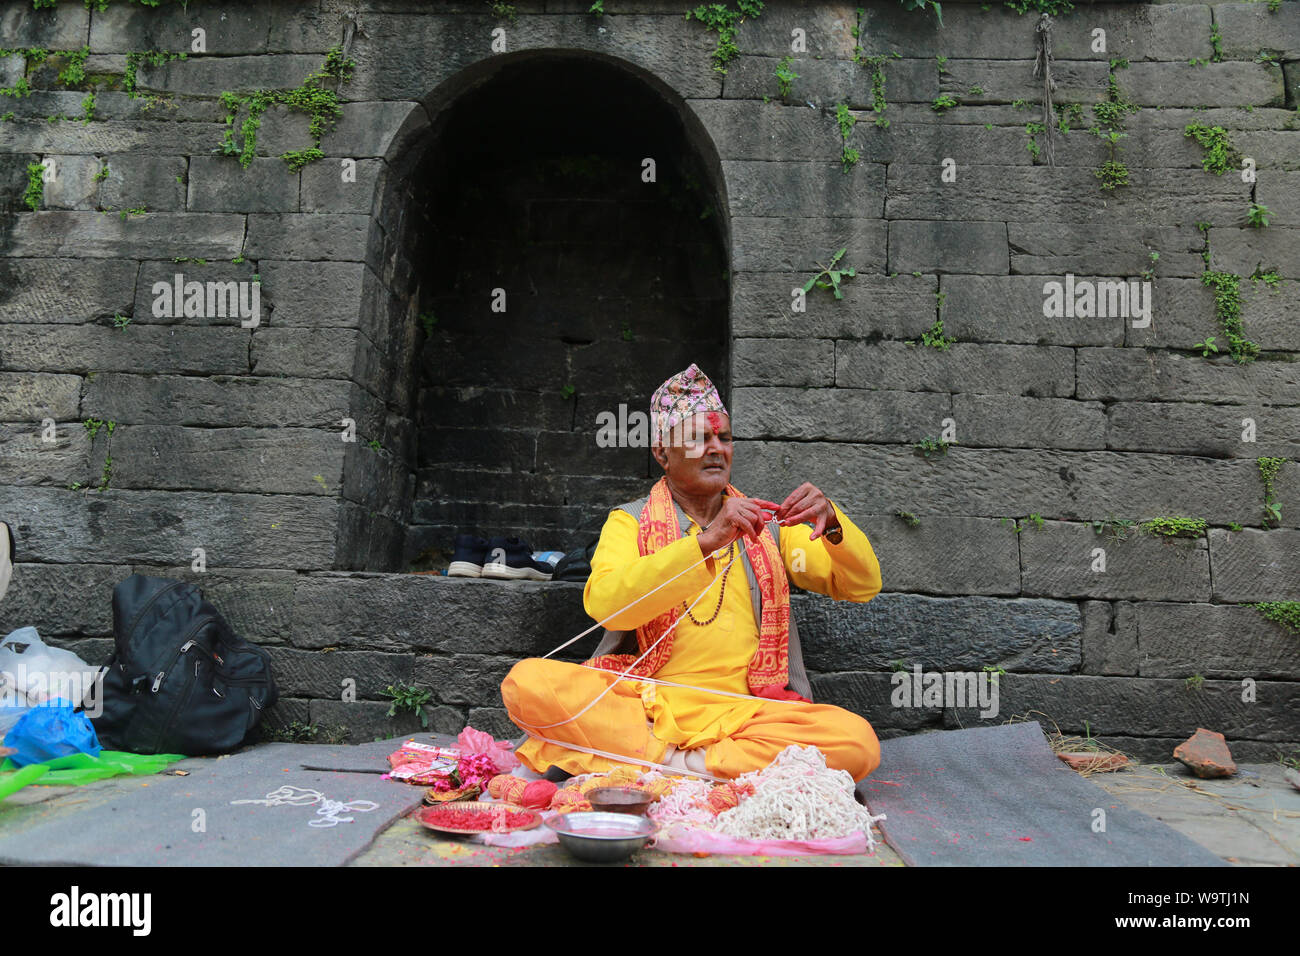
[707, 411, 722, 433]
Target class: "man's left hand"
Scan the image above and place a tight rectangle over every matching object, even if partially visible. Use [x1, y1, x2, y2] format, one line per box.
[774, 482, 840, 540]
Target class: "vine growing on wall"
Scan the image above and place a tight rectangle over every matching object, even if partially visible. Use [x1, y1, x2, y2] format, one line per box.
[218, 44, 355, 172]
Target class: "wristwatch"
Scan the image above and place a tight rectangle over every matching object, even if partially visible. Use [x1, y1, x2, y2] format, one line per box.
[821, 509, 843, 545]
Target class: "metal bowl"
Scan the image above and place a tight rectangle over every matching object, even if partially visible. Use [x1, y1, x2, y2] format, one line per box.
[546, 811, 658, 863]
[586, 786, 653, 816]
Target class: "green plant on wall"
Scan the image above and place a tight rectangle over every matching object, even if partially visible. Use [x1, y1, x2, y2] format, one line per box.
[1004, 0, 1074, 13]
[1247, 601, 1300, 635]
[219, 44, 355, 171]
[803, 247, 857, 300]
[383, 682, 432, 729]
[1183, 122, 1242, 175]
[1201, 270, 1259, 364]
[686, 1, 765, 75]
[1246, 202, 1270, 228]
[774, 55, 797, 98]
[1140, 516, 1208, 538]
[23, 161, 43, 210]
[836, 102, 859, 171]
[1259, 456, 1287, 526]
[1090, 59, 1139, 191]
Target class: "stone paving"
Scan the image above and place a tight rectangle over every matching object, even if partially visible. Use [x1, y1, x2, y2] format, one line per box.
[4, 751, 1294, 867]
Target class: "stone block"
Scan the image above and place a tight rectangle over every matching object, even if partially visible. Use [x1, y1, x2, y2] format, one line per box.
[0, 422, 88, 486]
[951, 394, 1108, 450]
[1211, 2, 1300, 60]
[1130, 600, 1300, 680]
[0, 121, 222, 155]
[1, 211, 244, 260]
[795, 591, 1081, 673]
[1209, 526, 1300, 601]
[1019, 519, 1212, 601]
[729, 216, 888, 274]
[1209, 226, 1300, 277]
[732, 273, 937, 340]
[132, 259, 263, 326]
[244, 213, 372, 261]
[886, 163, 1249, 224]
[300, 157, 384, 214]
[941, 274, 1126, 347]
[1126, 275, 1300, 353]
[134, 54, 324, 97]
[939, 673, 1298, 740]
[734, 442, 1271, 528]
[722, 159, 885, 218]
[0, 259, 137, 324]
[731, 386, 952, 443]
[1076, 347, 1300, 404]
[413, 654, 520, 707]
[89, 0, 276, 54]
[110, 425, 345, 496]
[267, 647, 414, 698]
[0, 562, 129, 638]
[0, 324, 250, 375]
[856, 514, 1021, 596]
[1122, 61, 1285, 108]
[733, 337, 834, 387]
[835, 340, 1076, 396]
[1081, 600, 1136, 676]
[0, 372, 81, 421]
[0, 5, 89, 49]
[81, 373, 374, 429]
[1106, 402, 1300, 459]
[187, 156, 300, 213]
[1007, 223, 1206, 279]
[287, 574, 591, 656]
[99, 154, 186, 211]
[0, 486, 339, 569]
[41, 154, 101, 211]
[887, 220, 1009, 275]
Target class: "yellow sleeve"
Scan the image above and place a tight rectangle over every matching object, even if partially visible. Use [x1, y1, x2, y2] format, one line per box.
[582, 509, 718, 630]
[780, 501, 882, 603]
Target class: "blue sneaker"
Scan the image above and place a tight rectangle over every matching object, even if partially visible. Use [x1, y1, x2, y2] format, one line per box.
[482, 537, 555, 581]
[448, 535, 489, 578]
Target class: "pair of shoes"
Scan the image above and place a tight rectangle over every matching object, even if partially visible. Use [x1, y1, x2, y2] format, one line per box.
[448, 535, 558, 581]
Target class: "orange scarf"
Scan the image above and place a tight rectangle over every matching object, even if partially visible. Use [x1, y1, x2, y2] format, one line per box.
[585, 477, 806, 701]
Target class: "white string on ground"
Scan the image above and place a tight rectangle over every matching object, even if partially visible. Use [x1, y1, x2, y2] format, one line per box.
[231, 786, 380, 828]
[710, 745, 885, 846]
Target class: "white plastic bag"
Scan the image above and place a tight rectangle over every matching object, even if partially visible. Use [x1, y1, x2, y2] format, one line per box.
[0, 627, 99, 711]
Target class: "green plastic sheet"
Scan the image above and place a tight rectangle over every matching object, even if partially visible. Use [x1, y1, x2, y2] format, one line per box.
[0, 751, 186, 800]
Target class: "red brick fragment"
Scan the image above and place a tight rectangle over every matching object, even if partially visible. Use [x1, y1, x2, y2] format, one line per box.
[1173, 728, 1237, 778]
[1058, 751, 1129, 773]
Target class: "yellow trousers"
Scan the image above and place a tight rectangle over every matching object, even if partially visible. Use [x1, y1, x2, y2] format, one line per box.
[501, 658, 881, 782]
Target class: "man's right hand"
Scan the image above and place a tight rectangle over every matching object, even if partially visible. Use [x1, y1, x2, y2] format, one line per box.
[696, 497, 782, 555]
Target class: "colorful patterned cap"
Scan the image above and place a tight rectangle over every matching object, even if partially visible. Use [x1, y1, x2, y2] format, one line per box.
[650, 363, 728, 445]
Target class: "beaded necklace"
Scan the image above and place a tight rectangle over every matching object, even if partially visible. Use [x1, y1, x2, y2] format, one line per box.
[681, 539, 735, 626]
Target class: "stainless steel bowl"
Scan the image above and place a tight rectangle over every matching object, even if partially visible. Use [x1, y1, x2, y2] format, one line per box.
[546, 811, 658, 863]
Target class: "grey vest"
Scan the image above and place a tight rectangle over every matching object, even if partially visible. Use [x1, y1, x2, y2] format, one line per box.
[589, 495, 813, 702]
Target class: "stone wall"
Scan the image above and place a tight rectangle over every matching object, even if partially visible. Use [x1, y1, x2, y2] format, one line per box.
[0, 0, 1297, 761]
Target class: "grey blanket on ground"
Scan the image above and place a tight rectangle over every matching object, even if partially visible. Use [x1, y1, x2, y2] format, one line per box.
[0, 740, 427, 867]
[857, 721, 1227, 867]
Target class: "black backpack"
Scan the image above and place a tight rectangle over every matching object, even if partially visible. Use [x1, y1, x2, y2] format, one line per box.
[92, 575, 278, 755]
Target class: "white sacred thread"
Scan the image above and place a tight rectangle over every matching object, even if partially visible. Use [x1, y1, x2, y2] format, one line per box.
[710, 745, 885, 846]
[231, 785, 380, 828]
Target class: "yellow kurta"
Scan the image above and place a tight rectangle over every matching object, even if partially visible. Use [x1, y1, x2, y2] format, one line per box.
[502, 497, 885, 780]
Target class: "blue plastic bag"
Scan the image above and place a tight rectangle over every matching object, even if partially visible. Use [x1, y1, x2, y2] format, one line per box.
[3, 701, 101, 767]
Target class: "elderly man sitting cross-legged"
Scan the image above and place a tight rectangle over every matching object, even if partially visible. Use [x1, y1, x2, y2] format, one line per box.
[501, 364, 884, 781]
